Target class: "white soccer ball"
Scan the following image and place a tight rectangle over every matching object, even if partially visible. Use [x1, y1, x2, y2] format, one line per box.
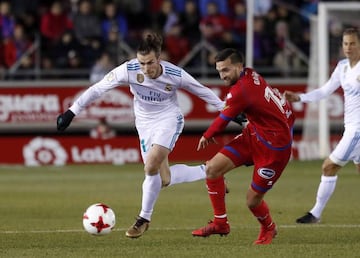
[82, 203, 116, 235]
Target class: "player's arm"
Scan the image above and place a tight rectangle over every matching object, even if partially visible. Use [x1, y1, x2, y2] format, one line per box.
[57, 64, 128, 131]
[285, 64, 341, 103]
[180, 69, 224, 111]
[198, 93, 245, 150]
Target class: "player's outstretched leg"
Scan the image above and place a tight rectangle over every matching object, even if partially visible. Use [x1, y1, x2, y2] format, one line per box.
[192, 220, 230, 237]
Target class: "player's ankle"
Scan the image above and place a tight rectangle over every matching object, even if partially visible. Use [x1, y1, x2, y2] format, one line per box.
[214, 217, 228, 225]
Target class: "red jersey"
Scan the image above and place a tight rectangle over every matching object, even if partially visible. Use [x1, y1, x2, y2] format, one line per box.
[204, 68, 294, 149]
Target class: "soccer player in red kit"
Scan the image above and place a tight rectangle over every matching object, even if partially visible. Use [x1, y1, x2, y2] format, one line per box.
[192, 48, 295, 245]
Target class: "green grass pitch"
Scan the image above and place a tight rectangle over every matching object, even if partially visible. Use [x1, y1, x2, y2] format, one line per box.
[1, 160, 359, 258]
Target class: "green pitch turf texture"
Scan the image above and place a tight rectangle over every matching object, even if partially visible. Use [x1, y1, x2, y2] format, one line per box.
[1, 160, 359, 258]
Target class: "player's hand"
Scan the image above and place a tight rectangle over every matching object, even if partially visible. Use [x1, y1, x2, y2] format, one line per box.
[284, 91, 300, 102]
[197, 136, 217, 151]
[57, 110, 75, 131]
[232, 112, 247, 125]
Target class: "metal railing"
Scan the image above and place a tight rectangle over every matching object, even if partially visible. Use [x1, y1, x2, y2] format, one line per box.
[4, 34, 309, 80]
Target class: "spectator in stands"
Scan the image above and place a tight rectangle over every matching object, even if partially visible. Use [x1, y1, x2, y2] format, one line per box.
[276, 5, 303, 48]
[164, 22, 190, 64]
[152, 0, 179, 35]
[179, 0, 201, 46]
[90, 117, 116, 140]
[89, 51, 115, 83]
[72, 0, 102, 46]
[120, 0, 149, 43]
[101, 1, 128, 42]
[2, 23, 32, 69]
[103, 24, 135, 65]
[72, 0, 103, 68]
[40, 1, 73, 52]
[52, 30, 81, 68]
[66, 49, 83, 73]
[40, 55, 54, 77]
[272, 20, 302, 76]
[253, 16, 274, 67]
[198, 0, 228, 17]
[199, 1, 232, 49]
[16, 10, 38, 42]
[0, 1, 15, 39]
[263, 6, 277, 39]
[228, 1, 246, 51]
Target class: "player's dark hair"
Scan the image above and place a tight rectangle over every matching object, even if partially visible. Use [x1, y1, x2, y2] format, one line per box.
[214, 48, 245, 64]
[343, 28, 360, 40]
[137, 33, 163, 57]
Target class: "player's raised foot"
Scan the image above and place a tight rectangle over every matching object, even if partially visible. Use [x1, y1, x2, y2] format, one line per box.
[192, 220, 230, 237]
[296, 212, 320, 224]
[253, 223, 277, 245]
[125, 216, 150, 238]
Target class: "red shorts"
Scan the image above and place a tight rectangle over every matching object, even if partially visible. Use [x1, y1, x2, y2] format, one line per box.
[220, 125, 292, 193]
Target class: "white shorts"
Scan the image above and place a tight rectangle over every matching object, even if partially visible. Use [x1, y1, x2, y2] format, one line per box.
[329, 128, 360, 166]
[136, 114, 184, 163]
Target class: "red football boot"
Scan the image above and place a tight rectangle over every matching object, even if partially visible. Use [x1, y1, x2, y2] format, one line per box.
[192, 220, 230, 237]
[253, 223, 277, 245]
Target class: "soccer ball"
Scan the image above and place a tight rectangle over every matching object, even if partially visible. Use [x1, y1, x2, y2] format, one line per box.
[82, 203, 116, 235]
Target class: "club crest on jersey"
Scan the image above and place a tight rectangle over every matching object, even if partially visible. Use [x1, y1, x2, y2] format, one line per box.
[257, 168, 275, 179]
[357, 75, 360, 82]
[165, 84, 172, 91]
[137, 74, 144, 83]
[226, 92, 233, 99]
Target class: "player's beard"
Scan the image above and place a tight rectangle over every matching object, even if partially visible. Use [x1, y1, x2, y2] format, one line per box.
[223, 77, 237, 86]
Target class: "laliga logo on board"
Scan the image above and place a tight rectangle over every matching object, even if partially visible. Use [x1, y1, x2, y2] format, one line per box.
[23, 137, 67, 166]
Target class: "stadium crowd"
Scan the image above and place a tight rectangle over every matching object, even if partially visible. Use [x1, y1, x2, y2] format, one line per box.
[0, 0, 355, 79]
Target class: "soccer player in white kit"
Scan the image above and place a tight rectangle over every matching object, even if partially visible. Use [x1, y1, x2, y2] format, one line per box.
[284, 28, 360, 223]
[57, 33, 225, 238]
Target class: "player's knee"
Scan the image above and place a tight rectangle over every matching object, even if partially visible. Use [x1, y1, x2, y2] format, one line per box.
[205, 163, 221, 179]
[321, 158, 340, 176]
[246, 192, 264, 208]
[144, 163, 160, 175]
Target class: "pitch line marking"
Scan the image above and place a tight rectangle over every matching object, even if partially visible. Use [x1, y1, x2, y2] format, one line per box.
[1, 224, 360, 234]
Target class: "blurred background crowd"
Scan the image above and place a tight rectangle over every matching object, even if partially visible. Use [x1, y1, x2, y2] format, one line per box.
[0, 0, 356, 80]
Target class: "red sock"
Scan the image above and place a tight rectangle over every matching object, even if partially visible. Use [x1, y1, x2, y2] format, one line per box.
[206, 176, 227, 224]
[249, 200, 273, 228]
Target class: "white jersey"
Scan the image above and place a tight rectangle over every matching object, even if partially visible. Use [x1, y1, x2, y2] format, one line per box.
[300, 59, 360, 130]
[70, 59, 224, 123]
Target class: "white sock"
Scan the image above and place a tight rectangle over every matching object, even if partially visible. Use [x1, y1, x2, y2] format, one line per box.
[168, 164, 206, 186]
[139, 173, 162, 221]
[310, 175, 338, 218]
